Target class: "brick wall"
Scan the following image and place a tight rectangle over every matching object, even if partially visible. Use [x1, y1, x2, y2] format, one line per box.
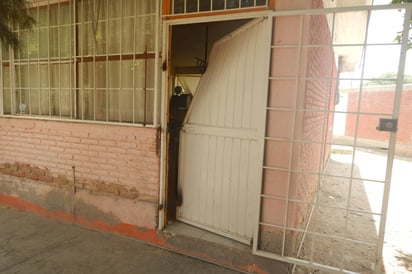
[0, 118, 160, 229]
[260, 0, 336, 256]
[345, 85, 412, 144]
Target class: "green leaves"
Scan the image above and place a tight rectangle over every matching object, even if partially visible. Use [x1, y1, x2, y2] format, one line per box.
[0, 0, 35, 50]
[391, 0, 412, 50]
[391, 0, 412, 3]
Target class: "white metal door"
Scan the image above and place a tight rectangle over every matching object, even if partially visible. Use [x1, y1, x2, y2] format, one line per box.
[176, 18, 272, 244]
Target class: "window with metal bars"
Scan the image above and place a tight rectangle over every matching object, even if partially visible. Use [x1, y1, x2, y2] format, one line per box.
[170, 0, 268, 15]
[0, 0, 158, 126]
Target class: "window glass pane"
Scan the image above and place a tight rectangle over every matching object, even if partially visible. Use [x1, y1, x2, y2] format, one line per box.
[80, 22, 106, 55]
[213, 0, 225, 10]
[29, 65, 40, 88]
[122, 0, 136, 17]
[121, 60, 134, 89]
[79, 23, 92, 56]
[256, 0, 267, 5]
[3, 89, 12, 114]
[60, 4, 72, 25]
[50, 89, 60, 115]
[40, 89, 50, 115]
[121, 18, 134, 53]
[38, 8, 49, 27]
[39, 28, 49, 58]
[39, 65, 49, 89]
[60, 26, 72, 57]
[108, 19, 121, 54]
[109, 61, 121, 88]
[227, 0, 240, 9]
[79, 0, 108, 22]
[186, 1, 198, 13]
[1, 44, 9, 61]
[79, 61, 107, 120]
[108, 89, 119, 121]
[132, 58, 155, 89]
[50, 26, 71, 58]
[134, 89, 154, 124]
[95, 89, 107, 121]
[50, 27, 59, 57]
[136, 0, 156, 14]
[108, 1, 121, 18]
[120, 89, 133, 122]
[18, 65, 29, 88]
[18, 31, 29, 59]
[50, 4, 71, 26]
[27, 29, 39, 59]
[135, 15, 155, 52]
[24, 90, 34, 114]
[174, 0, 184, 14]
[199, 0, 211, 12]
[60, 89, 73, 116]
[80, 89, 95, 120]
[2, 67, 10, 88]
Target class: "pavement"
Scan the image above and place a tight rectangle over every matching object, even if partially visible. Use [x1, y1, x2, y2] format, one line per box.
[0, 205, 241, 274]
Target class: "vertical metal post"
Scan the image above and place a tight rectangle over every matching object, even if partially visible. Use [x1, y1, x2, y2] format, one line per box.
[375, 6, 411, 274]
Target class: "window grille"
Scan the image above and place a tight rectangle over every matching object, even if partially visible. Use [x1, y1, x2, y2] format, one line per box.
[170, 0, 268, 15]
[0, 0, 159, 126]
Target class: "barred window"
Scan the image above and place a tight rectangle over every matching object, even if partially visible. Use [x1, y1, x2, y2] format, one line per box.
[0, 0, 159, 126]
[171, 0, 268, 15]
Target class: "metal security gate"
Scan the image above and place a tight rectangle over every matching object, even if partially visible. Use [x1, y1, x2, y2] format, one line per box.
[176, 18, 272, 244]
[254, 4, 411, 274]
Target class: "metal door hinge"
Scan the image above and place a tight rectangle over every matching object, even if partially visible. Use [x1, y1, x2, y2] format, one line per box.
[376, 118, 398, 132]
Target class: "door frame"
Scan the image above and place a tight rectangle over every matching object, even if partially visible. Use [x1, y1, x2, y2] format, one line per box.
[158, 10, 273, 231]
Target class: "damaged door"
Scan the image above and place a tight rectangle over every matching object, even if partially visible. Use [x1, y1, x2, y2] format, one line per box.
[176, 18, 272, 244]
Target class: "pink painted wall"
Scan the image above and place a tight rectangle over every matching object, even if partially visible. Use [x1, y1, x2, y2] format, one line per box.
[0, 118, 160, 229]
[259, 0, 337, 255]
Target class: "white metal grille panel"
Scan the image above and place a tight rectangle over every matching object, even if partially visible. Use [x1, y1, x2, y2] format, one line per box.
[254, 4, 411, 274]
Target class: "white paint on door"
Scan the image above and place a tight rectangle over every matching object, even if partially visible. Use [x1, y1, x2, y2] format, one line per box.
[176, 18, 272, 244]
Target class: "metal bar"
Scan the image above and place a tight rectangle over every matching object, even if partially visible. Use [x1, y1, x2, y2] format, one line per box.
[259, 194, 383, 216]
[267, 3, 410, 17]
[339, 11, 372, 271]
[119, 0, 123, 123]
[375, 6, 411, 274]
[266, 106, 394, 117]
[71, 0, 75, 119]
[280, 13, 304, 257]
[0, 33, 3, 116]
[58, 1, 62, 117]
[132, 0, 137, 124]
[255, 249, 359, 274]
[153, 0, 161, 126]
[256, 223, 378, 247]
[0, 112, 156, 127]
[163, 10, 273, 25]
[292, 11, 338, 271]
[47, 0, 51, 117]
[104, 0, 108, 122]
[143, 45, 147, 126]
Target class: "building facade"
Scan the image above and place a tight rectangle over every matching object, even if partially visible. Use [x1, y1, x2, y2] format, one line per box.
[0, 0, 371, 272]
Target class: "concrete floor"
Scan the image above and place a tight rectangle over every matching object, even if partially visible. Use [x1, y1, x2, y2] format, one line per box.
[0, 206, 241, 274]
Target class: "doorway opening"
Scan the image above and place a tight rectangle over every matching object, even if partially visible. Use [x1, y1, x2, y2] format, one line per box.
[166, 19, 252, 224]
